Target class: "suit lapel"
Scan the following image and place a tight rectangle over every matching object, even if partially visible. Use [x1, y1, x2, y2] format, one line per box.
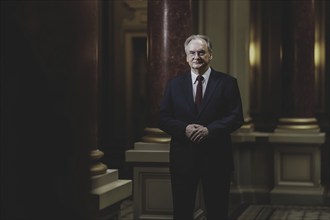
[199, 69, 221, 115]
[180, 70, 222, 116]
[181, 73, 196, 114]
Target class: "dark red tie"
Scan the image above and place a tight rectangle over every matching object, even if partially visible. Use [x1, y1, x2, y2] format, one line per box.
[195, 75, 204, 112]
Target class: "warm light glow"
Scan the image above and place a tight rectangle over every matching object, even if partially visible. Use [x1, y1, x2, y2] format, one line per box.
[314, 27, 324, 69]
[249, 41, 259, 67]
[314, 41, 321, 67]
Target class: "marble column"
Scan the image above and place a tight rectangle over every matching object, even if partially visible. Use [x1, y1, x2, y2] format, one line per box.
[277, 0, 319, 131]
[126, 1, 204, 219]
[142, 0, 192, 142]
[270, 0, 326, 205]
[89, 2, 132, 219]
[82, 0, 107, 177]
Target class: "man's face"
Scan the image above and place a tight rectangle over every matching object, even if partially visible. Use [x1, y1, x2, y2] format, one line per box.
[185, 39, 213, 74]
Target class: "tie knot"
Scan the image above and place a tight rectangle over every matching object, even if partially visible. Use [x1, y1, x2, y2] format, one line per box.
[197, 75, 204, 82]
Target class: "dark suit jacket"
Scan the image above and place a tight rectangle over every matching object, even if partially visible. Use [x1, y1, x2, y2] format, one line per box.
[159, 68, 244, 175]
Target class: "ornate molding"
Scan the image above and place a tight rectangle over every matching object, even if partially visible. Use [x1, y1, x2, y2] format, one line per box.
[123, 0, 147, 27]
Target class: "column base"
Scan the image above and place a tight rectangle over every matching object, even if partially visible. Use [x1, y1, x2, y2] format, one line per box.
[141, 127, 171, 143]
[238, 116, 255, 133]
[275, 117, 321, 133]
[90, 149, 108, 176]
[271, 117, 326, 143]
[141, 125, 257, 139]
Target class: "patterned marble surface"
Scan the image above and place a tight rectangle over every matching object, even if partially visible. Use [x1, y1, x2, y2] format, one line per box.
[119, 199, 330, 220]
[119, 199, 133, 220]
[238, 205, 330, 220]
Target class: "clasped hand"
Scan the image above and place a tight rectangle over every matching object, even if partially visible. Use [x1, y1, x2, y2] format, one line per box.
[185, 124, 209, 143]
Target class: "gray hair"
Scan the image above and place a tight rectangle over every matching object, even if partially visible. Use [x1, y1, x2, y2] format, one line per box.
[184, 34, 213, 53]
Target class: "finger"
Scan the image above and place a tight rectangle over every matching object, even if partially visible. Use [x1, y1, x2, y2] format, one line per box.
[194, 124, 202, 128]
[196, 127, 207, 136]
[195, 135, 204, 143]
[187, 128, 198, 139]
[186, 125, 196, 136]
[191, 130, 201, 142]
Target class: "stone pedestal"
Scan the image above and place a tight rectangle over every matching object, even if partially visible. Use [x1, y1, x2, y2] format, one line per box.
[126, 132, 328, 219]
[91, 169, 132, 220]
[126, 142, 205, 220]
[230, 132, 273, 206]
[267, 0, 326, 205]
[269, 130, 326, 205]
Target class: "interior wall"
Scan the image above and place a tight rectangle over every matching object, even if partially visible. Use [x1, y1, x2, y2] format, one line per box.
[198, 0, 251, 121]
[198, 0, 229, 73]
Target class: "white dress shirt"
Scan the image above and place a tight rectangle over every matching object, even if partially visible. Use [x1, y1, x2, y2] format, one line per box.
[191, 67, 211, 101]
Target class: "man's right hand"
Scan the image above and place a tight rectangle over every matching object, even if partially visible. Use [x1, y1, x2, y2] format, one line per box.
[185, 124, 208, 143]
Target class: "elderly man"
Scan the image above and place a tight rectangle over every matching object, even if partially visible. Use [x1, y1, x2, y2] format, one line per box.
[159, 34, 243, 219]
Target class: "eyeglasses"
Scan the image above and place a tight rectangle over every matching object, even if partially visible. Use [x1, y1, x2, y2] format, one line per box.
[187, 50, 207, 57]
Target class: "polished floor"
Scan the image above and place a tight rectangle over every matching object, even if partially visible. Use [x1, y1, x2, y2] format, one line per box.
[119, 199, 330, 220]
[119, 199, 134, 220]
[237, 205, 330, 220]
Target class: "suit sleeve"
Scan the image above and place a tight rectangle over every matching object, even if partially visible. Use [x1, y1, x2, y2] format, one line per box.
[158, 80, 189, 141]
[206, 78, 244, 137]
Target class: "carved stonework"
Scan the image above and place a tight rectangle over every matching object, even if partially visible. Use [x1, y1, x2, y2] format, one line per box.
[123, 0, 147, 27]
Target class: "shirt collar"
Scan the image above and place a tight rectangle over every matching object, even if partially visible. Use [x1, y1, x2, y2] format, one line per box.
[191, 67, 211, 84]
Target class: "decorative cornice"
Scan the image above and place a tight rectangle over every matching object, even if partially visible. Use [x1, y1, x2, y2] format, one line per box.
[123, 0, 147, 27]
[124, 0, 147, 9]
